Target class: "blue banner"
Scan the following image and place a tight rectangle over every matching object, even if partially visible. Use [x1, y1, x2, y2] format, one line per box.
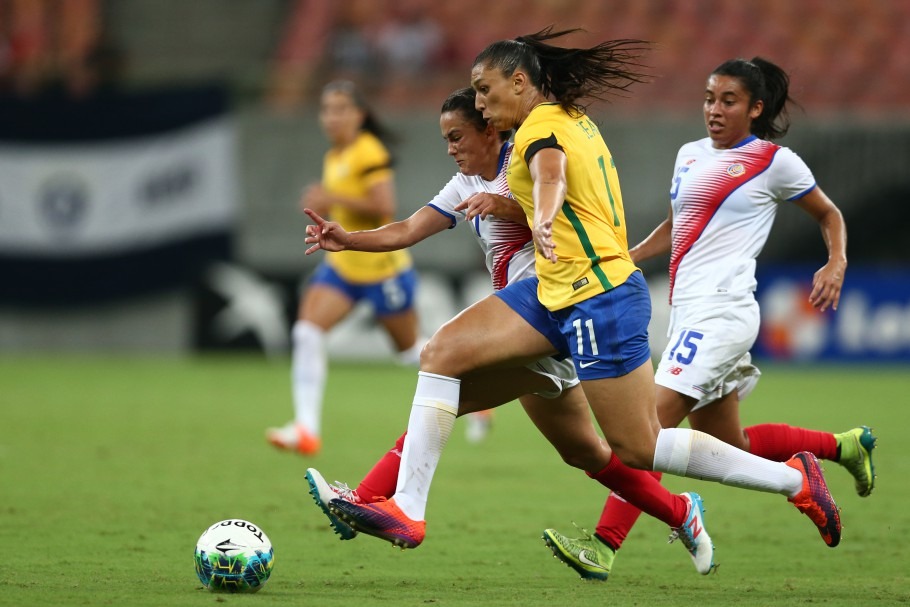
[754, 265, 910, 362]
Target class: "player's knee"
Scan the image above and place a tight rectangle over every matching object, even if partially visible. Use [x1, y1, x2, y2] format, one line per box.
[419, 326, 471, 376]
[419, 334, 454, 374]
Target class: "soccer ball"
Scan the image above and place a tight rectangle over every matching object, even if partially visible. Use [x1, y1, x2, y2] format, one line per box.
[194, 519, 274, 593]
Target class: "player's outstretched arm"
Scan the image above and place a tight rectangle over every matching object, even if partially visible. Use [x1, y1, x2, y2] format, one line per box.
[303, 206, 452, 255]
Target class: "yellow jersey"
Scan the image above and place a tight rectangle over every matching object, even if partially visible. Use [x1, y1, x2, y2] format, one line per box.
[322, 131, 412, 283]
[508, 103, 638, 311]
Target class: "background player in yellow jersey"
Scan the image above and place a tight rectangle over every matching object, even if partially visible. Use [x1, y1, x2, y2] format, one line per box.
[327, 29, 841, 563]
[267, 80, 424, 456]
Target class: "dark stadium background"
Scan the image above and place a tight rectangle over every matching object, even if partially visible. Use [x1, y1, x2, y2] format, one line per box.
[1, 0, 908, 363]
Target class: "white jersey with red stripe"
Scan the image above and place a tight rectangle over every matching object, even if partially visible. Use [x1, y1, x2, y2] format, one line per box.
[427, 142, 535, 291]
[668, 135, 816, 304]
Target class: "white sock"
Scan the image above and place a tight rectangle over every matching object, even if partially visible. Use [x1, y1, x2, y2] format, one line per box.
[396, 336, 428, 366]
[291, 320, 326, 436]
[653, 427, 803, 497]
[394, 371, 460, 521]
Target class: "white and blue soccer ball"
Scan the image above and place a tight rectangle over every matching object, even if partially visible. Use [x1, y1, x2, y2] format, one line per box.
[194, 519, 274, 593]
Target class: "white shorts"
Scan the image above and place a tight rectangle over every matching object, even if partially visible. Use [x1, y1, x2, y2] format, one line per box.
[655, 296, 761, 411]
[526, 356, 580, 399]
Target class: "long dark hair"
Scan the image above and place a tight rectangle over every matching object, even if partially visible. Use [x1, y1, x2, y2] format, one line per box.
[711, 57, 796, 140]
[322, 80, 397, 145]
[440, 87, 512, 142]
[473, 26, 651, 115]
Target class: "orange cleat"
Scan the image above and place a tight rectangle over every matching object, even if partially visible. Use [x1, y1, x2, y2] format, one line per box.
[328, 497, 426, 549]
[786, 451, 842, 547]
[266, 422, 322, 455]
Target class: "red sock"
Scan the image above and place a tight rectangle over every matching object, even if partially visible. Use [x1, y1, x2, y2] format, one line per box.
[596, 486, 653, 551]
[356, 432, 406, 503]
[745, 424, 837, 462]
[589, 454, 681, 550]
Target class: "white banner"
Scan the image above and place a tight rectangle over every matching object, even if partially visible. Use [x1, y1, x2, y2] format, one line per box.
[0, 116, 237, 256]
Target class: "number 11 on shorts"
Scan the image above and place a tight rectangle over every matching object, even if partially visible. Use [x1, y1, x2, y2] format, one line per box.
[573, 317, 600, 356]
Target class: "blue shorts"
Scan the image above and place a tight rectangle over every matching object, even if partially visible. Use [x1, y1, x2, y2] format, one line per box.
[494, 277, 570, 358]
[308, 263, 417, 316]
[548, 270, 652, 380]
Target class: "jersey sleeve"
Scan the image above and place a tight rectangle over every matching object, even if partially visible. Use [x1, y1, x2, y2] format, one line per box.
[769, 146, 816, 202]
[514, 110, 564, 165]
[355, 135, 394, 189]
[425, 174, 465, 229]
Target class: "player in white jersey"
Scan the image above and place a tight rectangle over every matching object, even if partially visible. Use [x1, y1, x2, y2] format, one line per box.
[545, 57, 876, 578]
[302, 88, 715, 576]
[425, 132, 534, 291]
[657, 131, 817, 403]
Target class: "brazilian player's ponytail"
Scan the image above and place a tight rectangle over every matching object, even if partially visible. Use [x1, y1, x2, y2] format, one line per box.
[473, 26, 651, 116]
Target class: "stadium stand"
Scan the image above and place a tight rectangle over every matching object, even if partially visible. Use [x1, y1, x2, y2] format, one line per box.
[262, 0, 910, 115]
[23, 0, 898, 115]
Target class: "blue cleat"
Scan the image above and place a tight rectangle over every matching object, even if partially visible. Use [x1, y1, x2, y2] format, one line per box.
[668, 492, 717, 574]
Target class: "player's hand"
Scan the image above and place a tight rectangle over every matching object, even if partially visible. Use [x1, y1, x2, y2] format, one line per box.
[303, 208, 350, 254]
[300, 184, 330, 216]
[454, 193, 509, 220]
[809, 258, 846, 312]
[533, 220, 557, 263]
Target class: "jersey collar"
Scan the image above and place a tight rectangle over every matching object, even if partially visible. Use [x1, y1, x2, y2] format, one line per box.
[731, 134, 758, 148]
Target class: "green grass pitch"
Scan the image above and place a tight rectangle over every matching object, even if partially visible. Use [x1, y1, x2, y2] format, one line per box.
[1, 356, 908, 606]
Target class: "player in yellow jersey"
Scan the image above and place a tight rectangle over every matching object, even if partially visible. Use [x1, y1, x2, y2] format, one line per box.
[267, 81, 425, 456]
[501, 102, 637, 311]
[329, 30, 841, 563]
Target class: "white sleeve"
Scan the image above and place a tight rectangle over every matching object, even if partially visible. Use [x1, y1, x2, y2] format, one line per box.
[770, 147, 816, 202]
[425, 174, 468, 229]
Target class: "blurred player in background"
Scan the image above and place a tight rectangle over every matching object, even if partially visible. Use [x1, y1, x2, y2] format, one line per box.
[303, 87, 718, 575]
[326, 29, 842, 562]
[266, 80, 425, 456]
[543, 56, 876, 580]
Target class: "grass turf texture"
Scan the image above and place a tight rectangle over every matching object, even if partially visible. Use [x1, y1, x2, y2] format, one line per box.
[1, 355, 908, 606]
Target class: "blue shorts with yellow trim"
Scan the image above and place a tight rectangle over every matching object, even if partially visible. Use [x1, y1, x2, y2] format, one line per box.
[308, 263, 417, 316]
[548, 270, 652, 380]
